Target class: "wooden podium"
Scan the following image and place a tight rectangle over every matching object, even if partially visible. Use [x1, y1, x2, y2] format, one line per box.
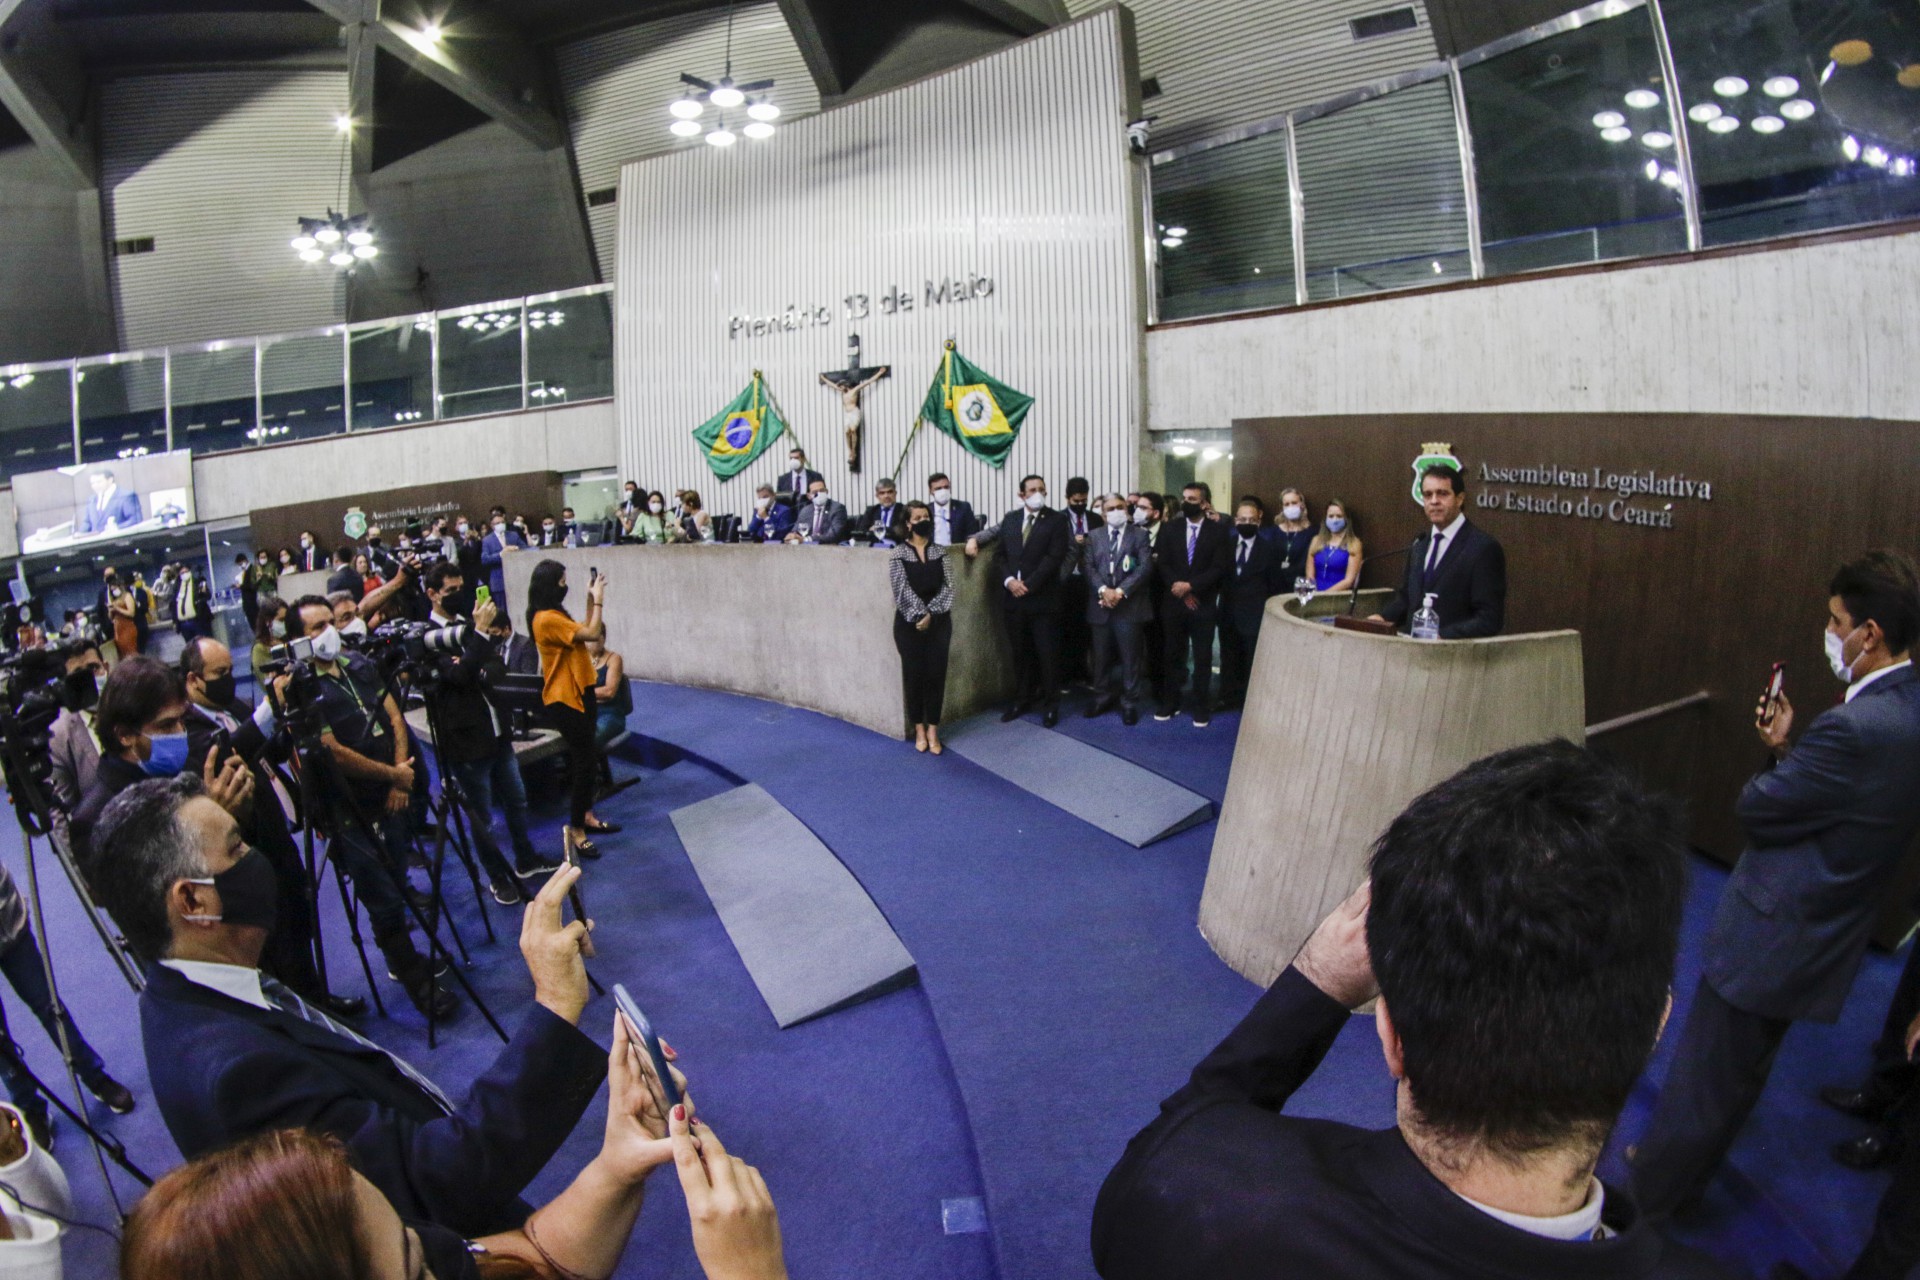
[1199, 589, 1585, 984]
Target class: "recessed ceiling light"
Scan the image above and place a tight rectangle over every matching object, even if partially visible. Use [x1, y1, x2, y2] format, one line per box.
[1593, 110, 1626, 129]
[1600, 126, 1632, 143]
[1713, 75, 1749, 97]
[1642, 130, 1674, 149]
[1762, 75, 1799, 97]
[1750, 115, 1784, 133]
[1624, 89, 1660, 110]
[1779, 98, 1816, 121]
[1707, 115, 1741, 133]
[1688, 102, 1723, 123]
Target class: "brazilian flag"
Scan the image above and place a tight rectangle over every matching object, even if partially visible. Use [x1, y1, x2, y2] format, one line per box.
[692, 372, 786, 480]
[917, 342, 1033, 469]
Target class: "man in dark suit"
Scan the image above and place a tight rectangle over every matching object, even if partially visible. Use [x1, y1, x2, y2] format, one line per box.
[775, 447, 825, 509]
[326, 545, 365, 603]
[1220, 497, 1283, 707]
[1083, 494, 1153, 724]
[1374, 464, 1505, 638]
[746, 484, 795, 543]
[928, 473, 981, 547]
[1059, 477, 1096, 689]
[856, 478, 908, 546]
[785, 479, 849, 545]
[296, 531, 323, 572]
[79, 469, 142, 534]
[1635, 550, 1920, 1222]
[1154, 482, 1232, 727]
[991, 474, 1071, 726]
[1094, 742, 1726, 1280]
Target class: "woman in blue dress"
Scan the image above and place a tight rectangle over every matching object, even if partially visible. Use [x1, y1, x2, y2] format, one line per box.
[1309, 499, 1362, 594]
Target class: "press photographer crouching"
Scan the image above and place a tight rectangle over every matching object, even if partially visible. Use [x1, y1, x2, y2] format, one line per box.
[89, 776, 610, 1240]
[285, 594, 453, 1018]
[421, 560, 560, 904]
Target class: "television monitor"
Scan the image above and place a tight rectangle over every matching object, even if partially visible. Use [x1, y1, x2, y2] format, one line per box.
[13, 451, 196, 556]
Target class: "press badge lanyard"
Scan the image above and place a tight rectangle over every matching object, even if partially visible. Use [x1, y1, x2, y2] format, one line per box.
[322, 666, 384, 739]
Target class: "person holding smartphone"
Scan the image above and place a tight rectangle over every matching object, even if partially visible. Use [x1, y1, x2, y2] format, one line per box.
[528, 560, 620, 861]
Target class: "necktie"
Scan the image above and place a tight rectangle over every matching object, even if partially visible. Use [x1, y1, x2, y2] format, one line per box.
[1424, 532, 1443, 588]
[1236, 539, 1248, 572]
[261, 976, 454, 1114]
[1023, 512, 1034, 541]
[1186, 522, 1198, 563]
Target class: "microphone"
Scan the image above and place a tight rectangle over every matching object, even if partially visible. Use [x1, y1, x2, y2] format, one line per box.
[1347, 541, 1419, 617]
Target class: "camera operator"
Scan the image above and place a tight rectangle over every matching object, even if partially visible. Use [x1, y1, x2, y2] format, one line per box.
[179, 636, 362, 1019]
[48, 641, 107, 841]
[286, 596, 454, 1018]
[422, 561, 559, 904]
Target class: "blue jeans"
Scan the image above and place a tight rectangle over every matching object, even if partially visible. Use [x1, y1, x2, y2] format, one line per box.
[449, 737, 538, 872]
[0, 931, 106, 1102]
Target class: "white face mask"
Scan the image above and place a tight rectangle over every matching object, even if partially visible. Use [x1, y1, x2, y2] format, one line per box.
[1282, 504, 1303, 522]
[1826, 623, 1864, 682]
[1132, 508, 1150, 525]
[1104, 509, 1128, 529]
[755, 496, 771, 510]
[931, 489, 951, 506]
[340, 617, 368, 638]
[456, 522, 469, 535]
[812, 492, 828, 507]
[311, 625, 342, 663]
[1023, 492, 1046, 511]
[648, 501, 663, 513]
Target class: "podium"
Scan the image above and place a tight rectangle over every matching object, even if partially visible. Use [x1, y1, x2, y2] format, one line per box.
[1199, 589, 1584, 984]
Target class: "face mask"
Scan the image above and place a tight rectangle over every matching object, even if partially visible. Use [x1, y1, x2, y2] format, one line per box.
[755, 496, 771, 510]
[812, 493, 828, 507]
[1826, 624, 1864, 682]
[1132, 508, 1150, 525]
[340, 618, 368, 639]
[270, 619, 287, 639]
[1105, 509, 1128, 529]
[790, 460, 804, 471]
[910, 519, 934, 540]
[300, 537, 311, 548]
[1282, 504, 1303, 522]
[649, 501, 664, 513]
[183, 847, 279, 932]
[312, 625, 342, 664]
[141, 729, 191, 777]
[1069, 498, 1087, 511]
[1237, 523, 1261, 537]
[932, 489, 951, 505]
[202, 673, 236, 706]
[543, 524, 555, 534]
[456, 522, 469, 536]
[1326, 517, 1347, 534]
[1024, 492, 1046, 511]
[64, 668, 99, 711]
[1182, 502, 1204, 520]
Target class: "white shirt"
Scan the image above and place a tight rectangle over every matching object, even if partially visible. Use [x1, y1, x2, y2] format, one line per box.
[933, 503, 953, 545]
[160, 958, 273, 1011]
[1459, 1176, 1610, 1242]
[1848, 657, 1914, 703]
[1424, 511, 1467, 570]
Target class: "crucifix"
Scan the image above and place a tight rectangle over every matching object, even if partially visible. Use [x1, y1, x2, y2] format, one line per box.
[819, 333, 888, 474]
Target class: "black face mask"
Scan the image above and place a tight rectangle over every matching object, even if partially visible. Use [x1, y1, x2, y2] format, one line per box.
[1182, 502, 1204, 520]
[187, 847, 279, 933]
[64, 667, 99, 712]
[910, 520, 934, 540]
[202, 673, 237, 706]
[1236, 523, 1261, 538]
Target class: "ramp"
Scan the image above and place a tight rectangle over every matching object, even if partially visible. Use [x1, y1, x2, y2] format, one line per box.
[941, 717, 1213, 848]
[669, 784, 917, 1027]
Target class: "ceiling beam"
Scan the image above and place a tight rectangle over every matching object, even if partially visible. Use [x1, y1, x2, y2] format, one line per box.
[772, 0, 845, 100]
[307, 0, 565, 149]
[951, 0, 1062, 38]
[0, 0, 96, 187]
[343, 0, 375, 199]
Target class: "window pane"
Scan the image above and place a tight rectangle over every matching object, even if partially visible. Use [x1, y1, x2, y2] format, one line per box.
[1462, 9, 1689, 277]
[0, 366, 74, 481]
[77, 355, 166, 464]
[262, 331, 345, 444]
[1665, 0, 1920, 246]
[526, 292, 613, 405]
[1152, 130, 1297, 320]
[349, 317, 434, 430]
[170, 345, 257, 455]
[439, 304, 525, 419]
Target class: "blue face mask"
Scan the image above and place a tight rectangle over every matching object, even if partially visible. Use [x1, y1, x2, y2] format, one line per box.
[1325, 517, 1347, 534]
[142, 730, 190, 777]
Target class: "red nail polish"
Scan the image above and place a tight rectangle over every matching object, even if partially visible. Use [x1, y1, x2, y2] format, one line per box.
[672, 1105, 685, 1121]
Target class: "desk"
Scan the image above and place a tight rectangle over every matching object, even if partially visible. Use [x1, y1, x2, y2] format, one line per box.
[505, 544, 1012, 737]
[1199, 589, 1584, 984]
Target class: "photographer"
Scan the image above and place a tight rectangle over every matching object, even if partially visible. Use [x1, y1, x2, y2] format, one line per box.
[286, 596, 453, 1018]
[179, 636, 360, 1018]
[422, 561, 558, 904]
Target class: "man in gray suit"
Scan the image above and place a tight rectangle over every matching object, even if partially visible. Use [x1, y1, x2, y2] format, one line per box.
[785, 478, 849, 545]
[1634, 548, 1920, 1219]
[1083, 494, 1154, 725]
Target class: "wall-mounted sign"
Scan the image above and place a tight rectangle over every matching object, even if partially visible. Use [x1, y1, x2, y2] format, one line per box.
[727, 273, 997, 339]
[1475, 460, 1714, 530]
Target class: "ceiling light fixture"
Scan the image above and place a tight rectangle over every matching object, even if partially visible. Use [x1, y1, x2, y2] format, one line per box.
[747, 99, 780, 122]
[706, 127, 736, 147]
[1713, 75, 1749, 97]
[1623, 88, 1660, 109]
[670, 119, 703, 137]
[1707, 115, 1741, 134]
[418, 21, 442, 44]
[1687, 102, 1722, 123]
[1750, 115, 1785, 134]
[334, 114, 353, 133]
[1642, 130, 1674, 149]
[1761, 75, 1799, 97]
[674, 0, 776, 145]
[670, 95, 704, 120]
[1843, 134, 1862, 160]
[1779, 98, 1816, 121]
[1601, 125, 1633, 142]
[742, 121, 774, 140]
[291, 111, 376, 272]
[1593, 110, 1626, 129]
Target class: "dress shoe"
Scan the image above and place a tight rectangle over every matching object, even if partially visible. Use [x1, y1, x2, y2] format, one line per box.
[1084, 697, 1115, 719]
[1821, 1082, 1901, 1121]
[1153, 708, 1176, 722]
[1000, 702, 1030, 723]
[1192, 711, 1211, 728]
[1122, 707, 1139, 726]
[1835, 1130, 1902, 1170]
[402, 974, 458, 1020]
[15, 1099, 52, 1152]
[81, 1069, 136, 1115]
[314, 993, 368, 1019]
[1041, 707, 1060, 729]
[489, 875, 523, 906]
[515, 855, 563, 878]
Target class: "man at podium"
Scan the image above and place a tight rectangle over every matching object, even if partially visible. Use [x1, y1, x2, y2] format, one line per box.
[1373, 460, 1506, 639]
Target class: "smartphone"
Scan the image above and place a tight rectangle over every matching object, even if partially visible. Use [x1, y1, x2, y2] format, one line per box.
[474, 585, 492, 607]
[589, 566, 600, 585]
[209, 726, 232, 770]
[1759, 661, 1786, 726]
[612, 983, 682, 1110]
[563, 842, 595, 958]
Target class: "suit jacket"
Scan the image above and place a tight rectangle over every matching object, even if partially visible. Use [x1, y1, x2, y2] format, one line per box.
[1092, 968, 1728, 1280]
[70, 753, 146, 869]
[775, 468, 825, 505]
[990, 507, 1071, 614]
[746, 503, 795, 543]
[1223, 533, 1284, 634]
[1060, 507, 1099, 579]
[1083, 526, 1153, 624]
[857, 503, 908, 545]
[1707, 663, 1920, 1022]
[420, 623, 506, 764]
[1380, 519, 1506, 639]
[480, 530, 528, 600]
[298, 544, 323, 572]
[790, 499, 849, 545]
[80, 487, 142, 534]
[139, 963, 605, 1238]
[932, 499, 981, 546]
[327, 565, 366, 602]
[501, 632, 540, 677]
[1153, 518, 1233, 618]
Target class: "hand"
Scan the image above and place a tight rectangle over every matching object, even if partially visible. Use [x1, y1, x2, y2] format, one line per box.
[1007, 578, 1029, 598]
[1291, 880, 1376, 1009]
[521, 862, 592, 1023]
[270, 673, 293, 702]
[964, 537, 979, 559]
[588, 575, 608, 606]
[1756, 690, 1793, 756]
[598, 1011, 691, 1184]
[384, 785, 410, 814]
[671, 1109, 788, 1280]
[203, 752, 254, 817]
[388, 759, 415, 793]
[1183, 595, 1200, 612]
[472, 597, 498, 632]
[1365, 613, 1387, 624]
[1170, 581, 1191, 599]
[1905, 1010, 1920, 1062]
[915, 614, 930, 632]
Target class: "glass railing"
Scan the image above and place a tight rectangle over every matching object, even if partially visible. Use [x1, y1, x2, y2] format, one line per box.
[0, 284, 613, 484]
[1150, 0, 1920, 324]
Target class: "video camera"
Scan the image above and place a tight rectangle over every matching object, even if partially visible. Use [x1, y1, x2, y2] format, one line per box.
[0, 640, 95, 836]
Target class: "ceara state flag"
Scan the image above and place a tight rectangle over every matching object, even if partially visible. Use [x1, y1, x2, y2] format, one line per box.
[917, 342, 1033, 469]
[692, 372, 786, 480]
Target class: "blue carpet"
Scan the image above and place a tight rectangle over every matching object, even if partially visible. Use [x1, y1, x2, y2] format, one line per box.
[1, 682, 1900, 1279]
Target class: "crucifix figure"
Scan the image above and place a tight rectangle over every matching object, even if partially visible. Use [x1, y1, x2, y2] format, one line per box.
[819, 333, 888, 474]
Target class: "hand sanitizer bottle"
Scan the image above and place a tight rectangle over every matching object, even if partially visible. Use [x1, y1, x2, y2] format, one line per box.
[1411, 594, 1441, 641]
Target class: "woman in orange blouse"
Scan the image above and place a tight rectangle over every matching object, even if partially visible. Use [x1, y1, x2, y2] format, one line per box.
[527, 559, 619, 860]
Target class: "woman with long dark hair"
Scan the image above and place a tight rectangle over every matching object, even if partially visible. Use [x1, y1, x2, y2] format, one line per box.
[888, 501, 955, 754]
[527, 560, 618, 859]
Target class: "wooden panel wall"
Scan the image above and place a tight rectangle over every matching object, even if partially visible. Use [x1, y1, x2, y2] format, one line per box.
[1233, 411, 1920, 861]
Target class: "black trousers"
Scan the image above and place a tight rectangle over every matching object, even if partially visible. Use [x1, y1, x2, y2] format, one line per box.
[545, 693, 600, 829]
[1161, 602, 1216, 714]
[1005, 610, 1061, 709]
[1845, 1101, 1920, 1278]
[1059, 575, 1092, 687]
[894, 613, 952, 725]
[1219, 614, 1261, 703]
[1090, 616, 1147, 710]
[1632, 977, 1793, 1218]
[1863, 938, 1920, 1101]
